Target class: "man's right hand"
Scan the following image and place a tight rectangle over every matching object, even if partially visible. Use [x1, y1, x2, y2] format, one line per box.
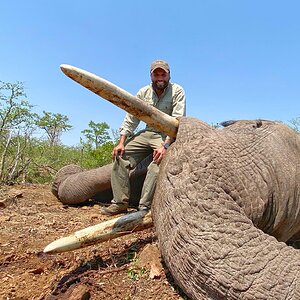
[112, 143, 125, 160]
[112, 135, 127, 160]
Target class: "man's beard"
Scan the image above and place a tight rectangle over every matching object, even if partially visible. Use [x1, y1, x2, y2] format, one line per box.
[152, 81, 168, 91]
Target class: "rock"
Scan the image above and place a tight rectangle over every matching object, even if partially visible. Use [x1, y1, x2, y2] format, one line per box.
[28, 268, 44, 274]
[66, 284, 90, 300]
[136, 243, 163, 279]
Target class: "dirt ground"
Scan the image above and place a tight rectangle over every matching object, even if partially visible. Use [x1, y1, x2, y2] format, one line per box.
[0, 184, 187, 300]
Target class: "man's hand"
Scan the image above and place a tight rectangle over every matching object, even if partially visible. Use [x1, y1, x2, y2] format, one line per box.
[112, 143, 125, 160]
[112, 135, 127, 160]
[153, 146, 167, 164]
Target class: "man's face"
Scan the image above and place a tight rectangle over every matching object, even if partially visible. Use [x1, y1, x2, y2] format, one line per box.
[151, 68, 170, 91]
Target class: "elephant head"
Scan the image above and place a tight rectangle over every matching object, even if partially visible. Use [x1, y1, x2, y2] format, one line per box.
[153, 117, 300, 299]
[57, 65, 300, 299]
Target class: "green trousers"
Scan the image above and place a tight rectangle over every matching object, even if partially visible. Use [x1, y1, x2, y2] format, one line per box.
[111, 130, 164, 210]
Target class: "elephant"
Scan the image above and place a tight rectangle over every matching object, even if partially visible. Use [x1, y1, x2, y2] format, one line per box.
[53, 118, 300, 299]
[57, 65, 300, 299]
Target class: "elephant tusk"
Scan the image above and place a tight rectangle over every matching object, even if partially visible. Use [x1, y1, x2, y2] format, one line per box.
[43, 210, 153, 254]
[60, 64, 179, 139]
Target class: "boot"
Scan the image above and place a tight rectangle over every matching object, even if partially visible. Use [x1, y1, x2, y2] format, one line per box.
[100, 203, 128, 216]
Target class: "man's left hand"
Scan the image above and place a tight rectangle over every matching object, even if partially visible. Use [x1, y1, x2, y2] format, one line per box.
[153, 146, 167, 164]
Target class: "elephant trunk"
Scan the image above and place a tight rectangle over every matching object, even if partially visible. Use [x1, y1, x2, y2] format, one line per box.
[154, 183, 300, 299]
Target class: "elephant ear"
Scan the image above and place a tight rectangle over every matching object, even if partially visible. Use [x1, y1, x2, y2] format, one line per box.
[152, 117, 300, 300]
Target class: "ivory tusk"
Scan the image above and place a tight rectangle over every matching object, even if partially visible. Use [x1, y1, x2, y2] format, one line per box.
[44, 210, 153, 254]
[60, 64, 179, 139]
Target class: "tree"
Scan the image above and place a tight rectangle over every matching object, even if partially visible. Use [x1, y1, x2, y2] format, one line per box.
[0, 81, 35, 134]
[81, 121, 111, 149]
[0, 81, 38, 183]
[79, 121, 114, 169]
[36, 111, 72, 146]
[288, 117, 300, 133]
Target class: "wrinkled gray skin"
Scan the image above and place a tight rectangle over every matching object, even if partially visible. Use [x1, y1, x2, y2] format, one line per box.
[153, 117, 300, 300]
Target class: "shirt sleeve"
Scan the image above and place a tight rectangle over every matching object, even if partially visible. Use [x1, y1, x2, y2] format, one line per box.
[119, 113, 140, 136]
[172, 85, 186, 118]
[165, 85, 186, 141]
[119, 88, 143, 136]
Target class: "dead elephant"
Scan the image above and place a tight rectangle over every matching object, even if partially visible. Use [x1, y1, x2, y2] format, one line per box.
[50, 65, 300, 300]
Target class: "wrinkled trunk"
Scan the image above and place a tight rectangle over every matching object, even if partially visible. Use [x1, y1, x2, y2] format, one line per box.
[154, 184, 300, 299]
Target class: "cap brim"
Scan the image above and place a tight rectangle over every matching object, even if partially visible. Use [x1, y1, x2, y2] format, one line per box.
[151, 66, 169, 73]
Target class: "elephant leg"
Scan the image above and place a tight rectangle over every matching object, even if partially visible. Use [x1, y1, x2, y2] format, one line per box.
[52, 155, 152, 205]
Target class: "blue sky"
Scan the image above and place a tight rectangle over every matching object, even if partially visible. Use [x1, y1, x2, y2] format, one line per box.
[1, 0, 300, 145]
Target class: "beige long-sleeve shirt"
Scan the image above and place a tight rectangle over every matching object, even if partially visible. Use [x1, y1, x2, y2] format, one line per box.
[119, 82, 186, 139]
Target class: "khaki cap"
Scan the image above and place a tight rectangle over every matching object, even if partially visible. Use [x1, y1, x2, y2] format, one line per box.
[150, 60, 170, 73]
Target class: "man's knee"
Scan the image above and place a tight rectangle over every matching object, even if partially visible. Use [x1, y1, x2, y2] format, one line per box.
[147, 162, 159, 175]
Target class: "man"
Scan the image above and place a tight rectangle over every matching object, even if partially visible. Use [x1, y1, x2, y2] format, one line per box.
[101, 60, 186, 216]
